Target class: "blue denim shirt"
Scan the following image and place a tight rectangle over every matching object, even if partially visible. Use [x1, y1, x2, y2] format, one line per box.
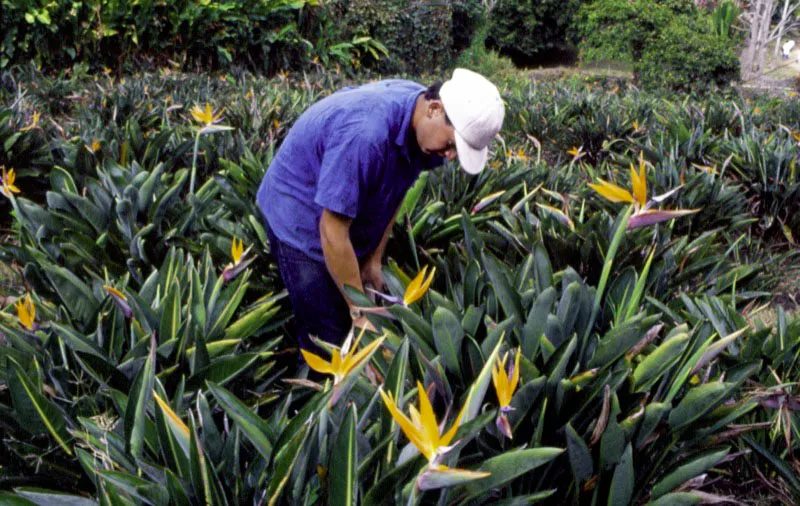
[256, 79, 444, 263]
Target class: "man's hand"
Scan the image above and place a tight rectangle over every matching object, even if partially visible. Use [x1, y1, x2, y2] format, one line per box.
[361, 258, 385, 294]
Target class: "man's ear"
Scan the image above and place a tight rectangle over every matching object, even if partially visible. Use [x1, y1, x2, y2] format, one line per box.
[427, 100, 445, 118]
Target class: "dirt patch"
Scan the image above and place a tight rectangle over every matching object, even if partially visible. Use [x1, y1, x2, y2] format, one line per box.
[525, 63, 634, 83]
[747, 263, 800, 327]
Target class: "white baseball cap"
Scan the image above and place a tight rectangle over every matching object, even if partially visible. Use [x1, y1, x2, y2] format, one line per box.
[439, 68, 505, 175]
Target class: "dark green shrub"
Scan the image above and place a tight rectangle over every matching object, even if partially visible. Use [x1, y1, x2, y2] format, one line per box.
[452, 0, 485, 53]
[0, 0, 344, 73]
[574, 0, 739, 92]
[636, 15, 740, 92]
[343, 0, 456, 73]
[455, 33, 520, 82]
[485, 0, 583, 63]
[574, 0, 698, 62]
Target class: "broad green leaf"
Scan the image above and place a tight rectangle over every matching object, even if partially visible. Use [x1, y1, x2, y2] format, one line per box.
[124, 334, 156, 459]
[362, 452, 421, 506]
[463, 260, 481, 307]
[396, 171, 428, 225]
[556, 281, 582, 337]
[482, 251, 523, 324]
[0, 323, 38, 357]
[668, 382, 733, 430]
[600, 415, 626, 470]
[158, 279, 182, 345]
[389, 305, 435, 353]
[533, 243, 553, 293]
[522, 286, 556, 360]
[566, 422, 593, 482]
[49, 166, 79, 194]
[589, 314, 660, 369]
[8, 360, 72, 455]
[461, 305, 484, 336]
[41, 263, 99, 322]
[481, 317, 516, 358]
[381, 340, 409, 462]
[461, 447, 564, 500]
[464, 340, 503, 423]
[416, 468, 490, 491]
[13, 488, 97, 506]
[190, 263, 206, 335]
[153, 391, 190, 457]
[188, 418, 214, 506]
[137, 163, 164, 214]
[460, 209, 484, 261]
[186, 353, 258, 390]
[635, 402, 670, 449]
[508, 376, 545, 431]
[96, 469, 169, 505]
[266, 419, 312, 506]
[651, 448, 729, 499]
[664, 335, 715, 404]
[149, 169, 188, 224]
[7, 357, 45, 434]
[330, 405, 358, 506]
[432, 307, 464, 374]
[223, 296, 280, 341]
[545, 336, 576, 385]
[186, 339, 240, 360]
[51, 322, 104, 358]
[608, 443, 634, 506]
[165, 469, 192, 506]
[0, 493, 36, 505]
[62, 191, 107, 232]
[207, 381, 275, 460]
[633, 332, 691, 391]
[581, 206, 633, 358]
[621, 247, 655, 322]
[72, 351, 128, 391]
[207, 275, 249, 339]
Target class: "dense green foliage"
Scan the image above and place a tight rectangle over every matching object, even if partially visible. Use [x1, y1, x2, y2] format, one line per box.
[0, 0, 488, 75]
[637, 15, 740, 93]
[486, 0, 583, 62]
[342, 0, 486, 73]
[574, 0, 740, 92]
[1, 64, 799, 504]
[0, 0, 391, 74]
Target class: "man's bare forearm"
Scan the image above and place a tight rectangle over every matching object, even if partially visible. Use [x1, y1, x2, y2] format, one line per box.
[320, 209, 363, 306]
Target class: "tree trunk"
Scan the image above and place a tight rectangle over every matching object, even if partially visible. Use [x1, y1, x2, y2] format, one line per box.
[741, 0, 800, 80]
[741, 0, 775, 80]
[756, 0, 775, 76]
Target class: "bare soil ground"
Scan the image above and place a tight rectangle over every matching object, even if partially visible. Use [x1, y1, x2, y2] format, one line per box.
[740, 50, 800, 96]
[527, 54, 799, 95]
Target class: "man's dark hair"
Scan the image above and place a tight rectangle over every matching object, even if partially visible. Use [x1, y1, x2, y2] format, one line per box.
[424, 80, 444, 100]
[424, 80, 452, 125]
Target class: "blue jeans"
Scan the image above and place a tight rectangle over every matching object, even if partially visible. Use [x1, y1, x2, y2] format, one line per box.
[266, 227, 352, 356]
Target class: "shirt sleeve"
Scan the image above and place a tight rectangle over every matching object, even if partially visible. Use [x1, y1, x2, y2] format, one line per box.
[314, 125, 382, 219]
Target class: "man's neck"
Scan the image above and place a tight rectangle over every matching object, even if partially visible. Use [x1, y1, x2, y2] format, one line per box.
[411, 94, 426, 134]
